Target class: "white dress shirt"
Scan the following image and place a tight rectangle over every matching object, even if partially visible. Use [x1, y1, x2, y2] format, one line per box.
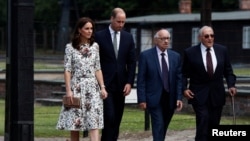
[156, 47, 169, 71]
[200, 43, 217, 72]
[109, 25, 120, 51]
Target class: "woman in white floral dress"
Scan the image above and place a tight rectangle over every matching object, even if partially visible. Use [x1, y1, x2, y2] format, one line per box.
[56, 17, 108, 141]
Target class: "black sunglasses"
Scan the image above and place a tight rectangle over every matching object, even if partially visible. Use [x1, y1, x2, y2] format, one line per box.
[204, 34, 214, 39]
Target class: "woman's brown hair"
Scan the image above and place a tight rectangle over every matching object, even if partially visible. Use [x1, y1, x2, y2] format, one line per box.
[71, 17, 95, 50]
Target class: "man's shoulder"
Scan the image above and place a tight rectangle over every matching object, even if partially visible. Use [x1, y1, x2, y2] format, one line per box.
[214, 43, 226, 48]
[120, 30, 133, 36]
[168, 49, 181, 56]
[96, 28, 108, 35]
[185, 44, 200, 51]
[213, 43, 228, 53]
[141, 47, 155, 55]
[168, 49, 179, 53]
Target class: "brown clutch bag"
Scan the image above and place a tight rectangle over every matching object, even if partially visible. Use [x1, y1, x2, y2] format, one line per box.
[62, 96, 80, 108]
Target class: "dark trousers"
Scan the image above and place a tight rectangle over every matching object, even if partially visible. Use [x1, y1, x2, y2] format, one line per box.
[101, 77, 125, 141]
[192, 99, 223, 141]
[148, 91, 174, 141]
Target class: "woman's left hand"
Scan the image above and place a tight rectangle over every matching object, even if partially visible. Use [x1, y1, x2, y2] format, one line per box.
[100, 88, 108, 99]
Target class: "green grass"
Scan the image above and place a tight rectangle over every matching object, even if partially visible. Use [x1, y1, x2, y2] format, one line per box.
[0, 100, 249, 137]
[33, 62, 64, 70]
[234, 68, 250, 76]
[0, 62, 64, 70]
[34, 105, 65, 137]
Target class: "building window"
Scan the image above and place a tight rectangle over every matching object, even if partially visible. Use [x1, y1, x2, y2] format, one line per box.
[130, 28, 137, 48]
[140, 29, 153, 52]
[140, 28, 173, 52]
[243, 26, 250, 49]
[166, 28, 173, 49]
[192, 27, 199, 46]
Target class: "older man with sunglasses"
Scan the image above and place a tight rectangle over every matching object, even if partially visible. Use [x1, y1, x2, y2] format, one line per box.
[182, 25, 237, 141]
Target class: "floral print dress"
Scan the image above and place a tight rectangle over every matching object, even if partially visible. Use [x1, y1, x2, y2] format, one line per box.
[56, 42, 103, 131]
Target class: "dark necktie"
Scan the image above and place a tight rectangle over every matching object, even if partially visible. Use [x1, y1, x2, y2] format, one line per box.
[161, 53, 169, 92]
[206, 48, 213, 78]
[113, 31, 118, 58]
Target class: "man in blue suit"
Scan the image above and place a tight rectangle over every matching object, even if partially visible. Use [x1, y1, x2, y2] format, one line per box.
[137, 29, 183, 141]
[182, 25, 237, 141]
[95, 7, 136, 141]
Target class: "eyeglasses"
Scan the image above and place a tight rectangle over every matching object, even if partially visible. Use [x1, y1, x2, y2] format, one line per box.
[157, 37, 171, 41]
[204, 34, 214, 39]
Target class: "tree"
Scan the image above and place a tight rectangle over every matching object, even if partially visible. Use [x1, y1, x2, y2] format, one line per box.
[0, 0, 241, 51]
[76, 0, 138, 20]
[34, 0, 60, 28]
[0, 0, 7, 27]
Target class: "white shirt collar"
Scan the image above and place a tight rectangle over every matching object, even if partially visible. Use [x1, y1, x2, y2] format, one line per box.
[156, 46, 168, 56]
[200, 43, 214, 52]
[109, 25, 119, 35]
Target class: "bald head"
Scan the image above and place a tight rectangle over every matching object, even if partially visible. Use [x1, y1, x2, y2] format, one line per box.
[154, 29, 170, 39]
[111, 7, 126, 18]
[198, 25, 214, 47]
[199, 26, 213, 36]
[154, 29, 171, 51]
[110, 7, 126, 31]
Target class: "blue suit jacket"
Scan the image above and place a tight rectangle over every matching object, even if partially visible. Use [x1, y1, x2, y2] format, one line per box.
[182, 43, 236, 106]
[137, 47, 183, 109]
[95, 28, 136, 90]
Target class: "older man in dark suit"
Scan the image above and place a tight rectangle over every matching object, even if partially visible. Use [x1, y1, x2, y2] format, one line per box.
[137, 29, 183, 141]
[182, 25, 237, 141]
[95, 7, 136, 141]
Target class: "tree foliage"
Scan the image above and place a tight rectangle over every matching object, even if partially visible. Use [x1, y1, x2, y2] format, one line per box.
[190, 0, 239, 12]
[0, 0, 7, 27]
[1, 0, 241, 27]
[0, 0, 241, 51]
[76, 0, 139, 21]
[34, 0, 60, 28]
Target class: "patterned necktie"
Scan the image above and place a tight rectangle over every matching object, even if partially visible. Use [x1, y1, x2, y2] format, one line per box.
[161, 53, 169, 92]
[206, 48, 213, 78]
[113, 31, 118, 58]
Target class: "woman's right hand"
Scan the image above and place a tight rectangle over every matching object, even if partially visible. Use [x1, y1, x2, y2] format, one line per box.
[66, 90, 73, 97]
[65, 91, 74, 104]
